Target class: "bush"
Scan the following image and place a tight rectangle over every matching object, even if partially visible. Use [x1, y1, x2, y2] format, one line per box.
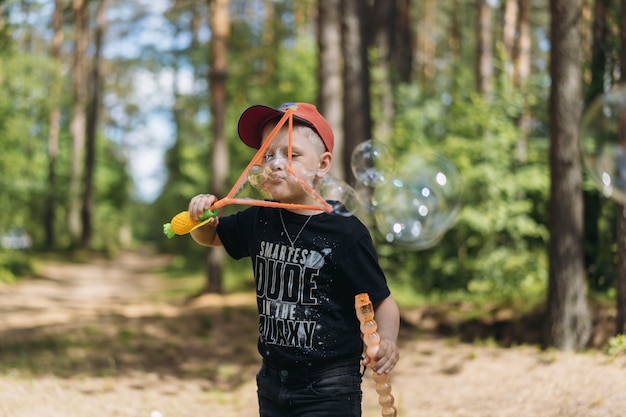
[0, 250, 33, 284]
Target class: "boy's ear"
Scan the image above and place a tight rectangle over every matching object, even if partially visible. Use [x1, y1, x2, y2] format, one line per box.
[317, 151, 333, 176]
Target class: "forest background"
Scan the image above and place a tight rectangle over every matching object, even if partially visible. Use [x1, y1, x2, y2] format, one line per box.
[1, 0, 624, 351]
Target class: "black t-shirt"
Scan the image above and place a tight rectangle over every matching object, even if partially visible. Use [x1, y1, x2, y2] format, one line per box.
[217, 206, 391, 366]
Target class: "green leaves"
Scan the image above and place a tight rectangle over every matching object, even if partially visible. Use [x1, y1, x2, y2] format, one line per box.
[380, 86, 549, 297]
[0, 53, 55, 232]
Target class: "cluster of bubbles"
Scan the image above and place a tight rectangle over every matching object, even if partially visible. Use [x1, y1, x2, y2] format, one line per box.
[350, 140, 463, 250]
[580, 84, 626, 205]
[246, 141, 463, 250]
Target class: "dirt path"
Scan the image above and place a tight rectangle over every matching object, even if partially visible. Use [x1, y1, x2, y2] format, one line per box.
[1, 250, 625, 417]
[0, 250, 175, 332]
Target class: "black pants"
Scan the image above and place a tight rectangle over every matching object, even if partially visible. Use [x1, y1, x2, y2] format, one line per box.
[256, 358, 363, 417]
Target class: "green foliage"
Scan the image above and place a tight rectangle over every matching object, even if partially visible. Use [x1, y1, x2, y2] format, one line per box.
[583, 187, 620, 292]
[0, 52, 55, 232]
[0, 50, 58, 278]
[606, 334, 626, 357]
[0, 250, 33, 284]
[378, 84, 549, 298]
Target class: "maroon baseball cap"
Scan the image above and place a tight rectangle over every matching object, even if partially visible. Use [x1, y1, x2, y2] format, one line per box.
[237, 102, 334, 153]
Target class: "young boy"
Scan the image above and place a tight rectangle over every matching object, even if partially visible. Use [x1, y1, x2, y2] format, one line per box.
[188, 102, 399, 417]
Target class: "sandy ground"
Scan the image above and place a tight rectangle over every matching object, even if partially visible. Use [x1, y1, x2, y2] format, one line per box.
[0, 250, 625, 417]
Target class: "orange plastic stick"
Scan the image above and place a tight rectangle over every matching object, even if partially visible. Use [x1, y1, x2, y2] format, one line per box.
[355, 293, 398, 417]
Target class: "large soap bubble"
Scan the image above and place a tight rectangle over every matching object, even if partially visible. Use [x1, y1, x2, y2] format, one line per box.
[351, 140, 395, 187]
[247, 164, 269, 190]
[371, 151, 463, 250]
[316, 174, 362, 216]
[580, 85, 626, 205]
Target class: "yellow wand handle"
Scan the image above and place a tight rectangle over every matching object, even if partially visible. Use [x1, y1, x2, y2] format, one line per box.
[163, 208, 218, 239]
[355, 293, 398, 417]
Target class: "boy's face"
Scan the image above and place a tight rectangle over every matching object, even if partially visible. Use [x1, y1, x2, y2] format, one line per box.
[258, 123, 332, 205]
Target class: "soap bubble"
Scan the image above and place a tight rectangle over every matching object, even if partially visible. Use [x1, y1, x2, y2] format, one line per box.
[580, 85, 626, 204]
[351, 140, 394, 187]
[353, 183, 377, 214]
[373, 178, 440, 249]
[371, 151, 463, 250]
[248, 164, 268, 189]
[317, 174, 362, 216]
[245, 164, 274, 200]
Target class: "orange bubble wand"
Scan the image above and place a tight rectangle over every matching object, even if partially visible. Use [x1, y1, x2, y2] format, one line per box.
[355, 293, 398, 417]
[163, 108, 333, 238]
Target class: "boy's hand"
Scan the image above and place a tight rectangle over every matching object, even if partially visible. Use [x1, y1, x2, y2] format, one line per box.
[361, 338, 399, 375]
[189, 194, 218, 222]
[188, 194, 222, 247]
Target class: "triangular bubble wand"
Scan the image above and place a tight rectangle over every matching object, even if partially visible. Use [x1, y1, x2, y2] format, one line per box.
[164, 108, 334, 238]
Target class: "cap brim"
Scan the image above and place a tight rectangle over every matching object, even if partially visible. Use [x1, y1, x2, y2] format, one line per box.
[237, 105, 284, 149]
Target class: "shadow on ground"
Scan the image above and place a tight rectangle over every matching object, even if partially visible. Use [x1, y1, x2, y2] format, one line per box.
[0, 301, 260, 391]
[400, 300, 617, 349]
[1, 296, 617, 392]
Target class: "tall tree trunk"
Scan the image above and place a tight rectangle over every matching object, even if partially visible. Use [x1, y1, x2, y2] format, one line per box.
[341, 0, 371, 183]
[616, 0, 626, 335]
[260, 0, 275, 86]
[69, 0, 88, 246]
[449, 0, 461, 93]
[370, 0, 395, 143]
[391, 0, 413, 84]
[416, 0, 436, 93]
[82, 0, 106, 249]
[45, 0, 64, 248]
[514, 0, 530, 88]
[544, 0, 591, 350]
[514, 0, 530, 163]
[586, 0, 606, 100]
[206, 0, 230, 294]
[317, 0, 344, 179]
[583, 0, 606, 308]
[476, 0, 493, 97]
[502, 0, 518, 63]
[618, 206, 626, 335]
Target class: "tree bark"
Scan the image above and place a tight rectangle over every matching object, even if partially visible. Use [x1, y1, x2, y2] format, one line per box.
[449, 0, 461, 90]
[544, 0, 591, 350]
[476, 0, 493, 97]
[416, 0, 436, 92]
[45, 0, 64, 248]
[341, 0, 371, 184]
[617, 206, 626, 334]
[514, 0, 530, 87]
[502, 0, 518, 61]
[616, 0, 626, 335]
[391, 0, 413, 84]
[582, 0, 605, 310]
[69, 0, 88, 246]
[370, 0, 395, 142]
[82, 0, 106, 249]
[514, 0, 530, 163]
[206, 0, 230, 294]
[317, 0, 344, 179]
